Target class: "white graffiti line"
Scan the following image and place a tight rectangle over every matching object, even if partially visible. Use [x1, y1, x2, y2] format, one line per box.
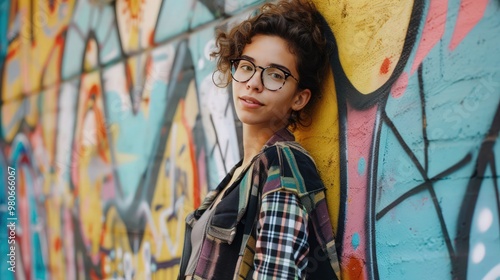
[483, 264, 500, 280]
[123, 251, 133, 280]
[141, 242, 152, 280]
[198, 76, 240, 183]
[169, 123, 178, 206]
[158, 195, 185, 256]
[161, 122, 186, 255]
[137, 195, 186, 258]
[137, 201, 161, 251]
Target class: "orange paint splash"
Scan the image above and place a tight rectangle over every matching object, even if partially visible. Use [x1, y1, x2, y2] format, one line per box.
[344, 256, 366, 280]
[54, 237, 62, 251]
[180, 99, 201, 208]
[380, 57, 391, 75]
[149, 29, 156, 46]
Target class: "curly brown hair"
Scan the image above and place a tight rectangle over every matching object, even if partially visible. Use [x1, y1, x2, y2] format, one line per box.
[211, 0, 330, 129]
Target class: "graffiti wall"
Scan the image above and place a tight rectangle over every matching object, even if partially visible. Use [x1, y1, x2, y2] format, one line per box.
[0, 0, 499, 279]
[304, 0, 500, 279]
[0, 0, 255, 278]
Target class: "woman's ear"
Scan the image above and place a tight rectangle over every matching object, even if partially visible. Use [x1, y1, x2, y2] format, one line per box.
[291, 88, 311, 111]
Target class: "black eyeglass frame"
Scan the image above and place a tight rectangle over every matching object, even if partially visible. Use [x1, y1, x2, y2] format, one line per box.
[229, 58, 299, 91]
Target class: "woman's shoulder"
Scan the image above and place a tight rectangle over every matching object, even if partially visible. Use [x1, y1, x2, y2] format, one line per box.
[260, 140, 316, 167]
[257, 140, 325, 194]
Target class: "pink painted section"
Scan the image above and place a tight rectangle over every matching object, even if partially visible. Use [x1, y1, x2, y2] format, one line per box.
[410, 0, 448, 74]
[448, 0, 488, 51]
[101, 175, 116, 201]
[64, 208, 76, 280]
[341, 103, 378, 278]
[391, 72, 409, 99]
[197, 149, 207, 208]
[19, 166, 33, 279]
[71, 146, 80, 186]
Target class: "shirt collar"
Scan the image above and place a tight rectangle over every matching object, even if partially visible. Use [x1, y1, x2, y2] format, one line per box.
[263, 127, 295, 148]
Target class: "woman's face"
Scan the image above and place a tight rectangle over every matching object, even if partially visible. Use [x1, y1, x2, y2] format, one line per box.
[231, 34, 311, 131]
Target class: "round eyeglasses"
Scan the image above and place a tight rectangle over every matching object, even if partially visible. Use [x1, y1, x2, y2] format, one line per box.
[230, 58, 299, 91]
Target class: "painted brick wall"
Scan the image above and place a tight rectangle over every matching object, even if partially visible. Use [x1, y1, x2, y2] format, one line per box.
[0, 0, 499, 279]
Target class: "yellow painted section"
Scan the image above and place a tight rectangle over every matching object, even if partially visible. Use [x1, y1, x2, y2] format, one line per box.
[74, 71, 109, 261]
[294, 67, 340, 230]
[136, 81, 200, 277]
[0, 0, 91, 103]
[297, 0, 414, 234]
[313, 0, 413, 94]
[101, 207, 134, 278]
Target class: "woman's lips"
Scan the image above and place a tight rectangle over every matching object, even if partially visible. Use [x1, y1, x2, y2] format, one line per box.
[239, 96, 264, 108]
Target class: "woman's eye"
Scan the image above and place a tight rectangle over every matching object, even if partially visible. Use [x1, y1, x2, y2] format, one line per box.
[240, 64, 254, 71]
[270, 72, 284, 80]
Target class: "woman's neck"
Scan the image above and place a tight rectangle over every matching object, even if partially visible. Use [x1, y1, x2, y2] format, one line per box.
[240, 124, 285, 167]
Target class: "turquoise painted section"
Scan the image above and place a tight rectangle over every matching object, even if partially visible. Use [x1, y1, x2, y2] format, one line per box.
[0, 0, 8, 66]
[468, 168, 500, 279]
[375, 0, 500, 278]
[61, 1, 121, 79]
[155, 0, 196, 43]
[352, 232, 360, 250]
[190, 2, 217, 29]
[61, 0, 94, 78]
[0, 151, 15, 280]
[24, 163, 48, 280]
[102, 46, 175, 198]
[376, 190, 453, 279]
[357, 157, 366, 175]
[224, 0, 266, 15]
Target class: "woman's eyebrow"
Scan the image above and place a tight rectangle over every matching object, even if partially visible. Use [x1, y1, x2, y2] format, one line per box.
[240, 55, 255, 62]
[240, 55, 293, 74]
[269, 63, 292, 74]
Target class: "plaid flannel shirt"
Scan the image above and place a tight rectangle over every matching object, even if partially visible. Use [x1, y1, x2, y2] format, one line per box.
[254, 191, 309, 279]
[178, 128, 341, 280]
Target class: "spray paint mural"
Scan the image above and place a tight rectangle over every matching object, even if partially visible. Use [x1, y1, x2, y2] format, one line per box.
[309, 0, 500, 279]
[0, 0, 499, 279]
[0, 0, 251, 278]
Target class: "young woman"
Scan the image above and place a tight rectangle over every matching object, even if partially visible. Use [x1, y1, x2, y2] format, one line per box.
[178, 0, 341, 279]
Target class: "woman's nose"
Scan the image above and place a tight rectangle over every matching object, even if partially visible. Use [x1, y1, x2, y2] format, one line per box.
[245, 69, 264, 92]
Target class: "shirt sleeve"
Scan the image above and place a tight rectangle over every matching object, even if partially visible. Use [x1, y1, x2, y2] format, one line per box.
[253, 191, 309, 280]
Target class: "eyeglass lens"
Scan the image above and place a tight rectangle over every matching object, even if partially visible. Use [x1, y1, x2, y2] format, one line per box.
[231, 59, 287, 91]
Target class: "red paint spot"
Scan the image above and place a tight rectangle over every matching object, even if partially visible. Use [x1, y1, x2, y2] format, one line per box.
[19, 177, 26, 196]
[6, 48, 18, 61]
[48, 1, 57, 13]
[125, 63, 134, 92]
[391, 72, 409, 99]
[380, 58, 391, 75]
[145, 54, 153, 79]
[345, 256, 365, 280]
[89, 84, 100, 96]
[54, 237, 62, 252]
[90, 270, 100, 280]
[448, 0, 488, 51]
[411, 0, 448, 74]
[149, 29, 156, 46]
